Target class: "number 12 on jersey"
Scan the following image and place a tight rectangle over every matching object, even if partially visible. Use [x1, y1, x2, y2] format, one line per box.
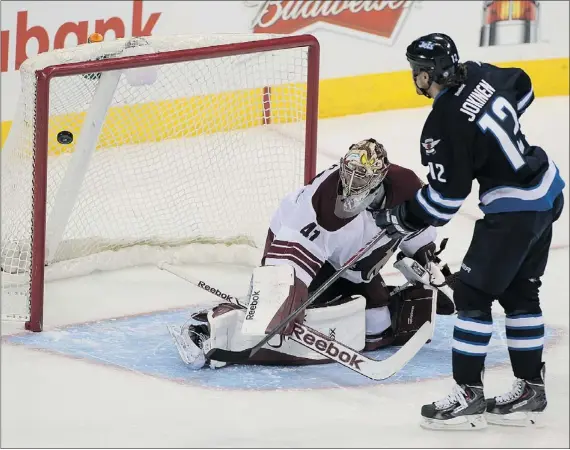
[477, 96, 526, 171]
[428, 162, 446, 183]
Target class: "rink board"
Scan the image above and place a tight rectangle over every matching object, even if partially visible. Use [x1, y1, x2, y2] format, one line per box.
[4, 308, 564, 391]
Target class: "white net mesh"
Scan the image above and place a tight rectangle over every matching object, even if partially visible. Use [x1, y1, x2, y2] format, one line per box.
[1, 34, 315, 323]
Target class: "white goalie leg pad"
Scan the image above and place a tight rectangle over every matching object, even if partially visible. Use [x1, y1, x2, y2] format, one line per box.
[241, 264, 296, 335]
[204, 305, 272, 369]
[206, 296, 366, 367]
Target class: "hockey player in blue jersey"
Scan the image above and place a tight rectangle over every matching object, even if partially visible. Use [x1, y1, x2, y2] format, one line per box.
[373, 33, 565, 430]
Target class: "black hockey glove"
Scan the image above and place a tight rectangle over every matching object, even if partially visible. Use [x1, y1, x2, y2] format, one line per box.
[410, 241, 437, 267]
[374, 203, 419, 240]
[403, 238, 450, 270]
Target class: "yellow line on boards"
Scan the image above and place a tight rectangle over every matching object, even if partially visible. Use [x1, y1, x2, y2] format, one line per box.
[1, 57, 567, 152]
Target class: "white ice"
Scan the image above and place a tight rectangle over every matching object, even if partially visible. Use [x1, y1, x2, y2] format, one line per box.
[2, 97, 568, 448]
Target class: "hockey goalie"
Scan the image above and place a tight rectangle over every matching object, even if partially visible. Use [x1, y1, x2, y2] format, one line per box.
[170, 138, 455, 369]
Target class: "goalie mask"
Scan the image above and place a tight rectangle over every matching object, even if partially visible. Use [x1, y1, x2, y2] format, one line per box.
[336, 138, 390, 218]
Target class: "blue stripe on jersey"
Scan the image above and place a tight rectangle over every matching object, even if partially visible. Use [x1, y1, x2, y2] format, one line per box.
[479, 160, 565, 214]
[415, 187, 456, 223]
[426, 185, 465, 210]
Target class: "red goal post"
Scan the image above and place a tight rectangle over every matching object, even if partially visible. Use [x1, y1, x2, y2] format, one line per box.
[3, 35, 319, 331]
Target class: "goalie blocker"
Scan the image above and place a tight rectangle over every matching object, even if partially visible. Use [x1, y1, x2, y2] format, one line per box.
[171, 265, 439, 369]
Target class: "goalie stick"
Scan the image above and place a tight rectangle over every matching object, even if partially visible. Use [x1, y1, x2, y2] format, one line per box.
[158, 261, 428, 380]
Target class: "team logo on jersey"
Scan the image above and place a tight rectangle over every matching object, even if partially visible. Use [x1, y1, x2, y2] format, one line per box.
[422, 138, 441, 154]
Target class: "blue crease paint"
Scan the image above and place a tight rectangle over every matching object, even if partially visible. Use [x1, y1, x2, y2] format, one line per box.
[6, 308, 562, 391]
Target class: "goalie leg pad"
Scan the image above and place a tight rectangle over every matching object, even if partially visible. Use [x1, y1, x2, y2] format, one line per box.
[203, 296, 366, 367]
[242, 264, 308, 336]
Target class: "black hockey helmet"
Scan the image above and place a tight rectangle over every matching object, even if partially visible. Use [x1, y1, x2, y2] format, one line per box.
[406, 33, 460, 96]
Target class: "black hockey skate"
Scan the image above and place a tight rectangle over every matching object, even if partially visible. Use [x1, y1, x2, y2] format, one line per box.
[420, 383, 488, 430]
[486, 363, 547, 427]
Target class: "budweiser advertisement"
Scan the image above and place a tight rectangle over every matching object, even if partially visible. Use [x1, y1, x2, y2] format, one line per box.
[479, 0, 540, 46]
[246, 0, 414, 44]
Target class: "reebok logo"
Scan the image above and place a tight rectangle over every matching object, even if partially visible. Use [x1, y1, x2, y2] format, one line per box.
[245, 291, 260, 320]
[292, 323, 364, 371]
[408, 305, 415, 325]
[197, 281, 235, 303]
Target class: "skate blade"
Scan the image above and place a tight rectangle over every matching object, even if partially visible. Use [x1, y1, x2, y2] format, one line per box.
[421, 414, 488, 431]
[167, 325, 205, 369]
[486, 411, 545, 427]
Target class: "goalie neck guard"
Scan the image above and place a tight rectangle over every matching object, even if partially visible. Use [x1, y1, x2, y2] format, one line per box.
[336, 138, 390, 218]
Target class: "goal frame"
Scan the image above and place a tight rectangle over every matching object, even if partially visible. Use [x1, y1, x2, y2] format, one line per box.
[25, 34, 320, 332]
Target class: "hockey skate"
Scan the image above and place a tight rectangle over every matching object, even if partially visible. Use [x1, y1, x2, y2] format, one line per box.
[420, 383, 488, 430]
[486, 363, 547, 427]
[167, 311, 209, 369]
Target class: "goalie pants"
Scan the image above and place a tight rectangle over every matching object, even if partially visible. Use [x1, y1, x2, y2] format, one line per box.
[452, 193, 564, 384]
[307, 261, 390, 309]
[261, 230, 392, 310]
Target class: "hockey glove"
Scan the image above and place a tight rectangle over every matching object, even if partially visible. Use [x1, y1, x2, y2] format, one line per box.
[375, 203, 419, 240]
[410, 242, 437, 267]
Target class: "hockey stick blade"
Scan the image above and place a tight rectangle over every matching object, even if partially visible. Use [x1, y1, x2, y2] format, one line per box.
[205, 320, 432, 379]
[289, 321, 433, 380]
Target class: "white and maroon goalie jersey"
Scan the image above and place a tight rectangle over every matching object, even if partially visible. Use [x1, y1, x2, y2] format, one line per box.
[261, 163, 437, 292]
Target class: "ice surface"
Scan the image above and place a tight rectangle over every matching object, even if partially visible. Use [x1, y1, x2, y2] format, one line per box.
[2, 97, 568, 448]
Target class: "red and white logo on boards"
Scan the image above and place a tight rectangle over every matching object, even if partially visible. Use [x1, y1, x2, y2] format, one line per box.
[245, 0, 414, 44]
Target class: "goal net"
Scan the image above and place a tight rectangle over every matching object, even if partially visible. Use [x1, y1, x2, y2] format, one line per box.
[1, 34, 319, 331]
